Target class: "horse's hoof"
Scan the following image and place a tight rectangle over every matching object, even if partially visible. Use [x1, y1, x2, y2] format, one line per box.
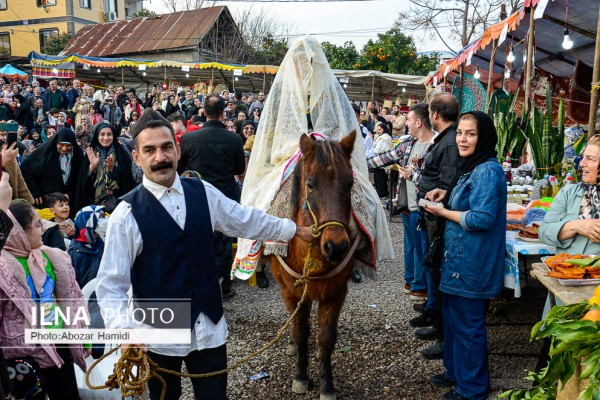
[291, 379, 309, 394]
[286, 343, 297, 356]
[320, 393, 337, 400]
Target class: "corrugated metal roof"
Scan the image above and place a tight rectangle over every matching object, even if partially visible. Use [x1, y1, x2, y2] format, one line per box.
[62, 6, 226, 57]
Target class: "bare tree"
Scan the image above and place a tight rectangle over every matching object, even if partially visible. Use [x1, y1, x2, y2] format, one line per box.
[161, 0, 216, 13]
[213, 4, 298, 64]
[397, 0, 523, 52]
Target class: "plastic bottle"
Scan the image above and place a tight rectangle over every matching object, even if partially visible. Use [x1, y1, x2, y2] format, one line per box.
[503, 153, 512, 184]
[549, 176, 559, 197]
[564, 173, 573, 186]
[539, 174, 551, 198]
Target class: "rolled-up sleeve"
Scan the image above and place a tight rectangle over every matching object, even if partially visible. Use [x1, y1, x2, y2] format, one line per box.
[539, 188, 576, 248]
[204, 182, 296, 242]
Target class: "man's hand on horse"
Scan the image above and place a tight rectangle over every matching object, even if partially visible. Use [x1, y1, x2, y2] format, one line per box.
[295, 226, 313, 242]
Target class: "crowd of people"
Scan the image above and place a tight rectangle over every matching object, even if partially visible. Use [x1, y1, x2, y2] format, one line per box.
[0, 72, 509, 400]
[365, 94, 506, 400]
[0, 79, 280, 400]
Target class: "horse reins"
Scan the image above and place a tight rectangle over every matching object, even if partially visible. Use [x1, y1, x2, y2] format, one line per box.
[275, 184, 361, 283]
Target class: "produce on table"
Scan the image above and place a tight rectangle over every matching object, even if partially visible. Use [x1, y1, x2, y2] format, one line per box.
[544, 254, 600, 279]
[500, 290, 600, 400]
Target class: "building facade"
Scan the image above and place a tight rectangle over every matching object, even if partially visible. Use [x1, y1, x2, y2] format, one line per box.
[0, 0, 142, 57]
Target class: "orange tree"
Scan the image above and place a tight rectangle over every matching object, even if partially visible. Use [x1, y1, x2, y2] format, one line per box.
[356, 28, 438, 75]
[321, 41, 360, 70]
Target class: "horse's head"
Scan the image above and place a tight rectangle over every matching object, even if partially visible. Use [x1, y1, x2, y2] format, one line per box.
[296, 130, 356, 263]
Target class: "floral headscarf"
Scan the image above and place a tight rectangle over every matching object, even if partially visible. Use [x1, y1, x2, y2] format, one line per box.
[74, 205, 105, 255]
[4, 210, 47, 294]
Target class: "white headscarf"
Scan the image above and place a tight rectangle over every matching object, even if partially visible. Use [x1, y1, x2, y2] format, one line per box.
[235, 36, 394, 276]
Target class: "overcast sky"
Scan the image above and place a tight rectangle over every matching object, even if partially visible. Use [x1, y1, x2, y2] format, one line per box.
[147, 0, 458, 53]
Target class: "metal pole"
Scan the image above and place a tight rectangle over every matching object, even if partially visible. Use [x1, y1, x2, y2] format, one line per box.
[262, 72, 266, 93]
[587, 4, 600, 138]
[121, 66, 124, 86]
[524, 6, 535, 112]
[458, 65, 464, 111]
[371, 75, 375, 102]
[485, 40, 498, 113]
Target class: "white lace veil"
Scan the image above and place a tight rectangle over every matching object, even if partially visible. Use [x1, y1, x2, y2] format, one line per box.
[235, 36, 394, 272]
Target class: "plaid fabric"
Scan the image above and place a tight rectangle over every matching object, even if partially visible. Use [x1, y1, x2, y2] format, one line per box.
[367, 135, 416, 170]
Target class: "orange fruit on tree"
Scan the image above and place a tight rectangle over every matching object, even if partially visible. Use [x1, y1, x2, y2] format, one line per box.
[582, 310, 600, 322]
[594, 285, 600, 298]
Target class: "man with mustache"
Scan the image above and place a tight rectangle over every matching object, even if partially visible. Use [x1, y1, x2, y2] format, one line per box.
[96, 109, 311, 400]
[177, 95, 246, 300]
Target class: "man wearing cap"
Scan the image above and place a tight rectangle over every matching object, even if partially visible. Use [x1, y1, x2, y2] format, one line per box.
[96, 109, 311, 400]
[224, 99, 237, 120]
[177, 95, 245, 300]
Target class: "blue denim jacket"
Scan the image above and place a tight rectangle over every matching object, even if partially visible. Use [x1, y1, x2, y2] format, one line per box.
[439, 159, 507, 299]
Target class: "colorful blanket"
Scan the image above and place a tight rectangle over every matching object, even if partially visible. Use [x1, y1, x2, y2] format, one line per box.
[232, 148, 377, 280]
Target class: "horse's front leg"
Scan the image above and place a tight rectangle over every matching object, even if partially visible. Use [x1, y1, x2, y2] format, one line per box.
[317, 290, 347, 400]
[282, 290, 312, 394]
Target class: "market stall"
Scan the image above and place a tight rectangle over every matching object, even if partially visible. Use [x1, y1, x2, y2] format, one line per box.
[425, 0, 600, 135]
[23, 51, 427, 103]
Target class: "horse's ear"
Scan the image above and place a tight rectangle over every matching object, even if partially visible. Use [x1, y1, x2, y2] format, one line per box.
[339, 129, 356, 158]
[299, 133, 315, 159]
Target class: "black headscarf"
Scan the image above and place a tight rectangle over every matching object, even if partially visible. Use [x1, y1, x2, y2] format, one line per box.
[239, 120, 256, 144]
[72, 122, 136, 212]
[455, 111, 498, 177]
[20, 128, 84, 216]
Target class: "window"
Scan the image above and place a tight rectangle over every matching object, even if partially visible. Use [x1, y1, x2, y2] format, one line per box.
[0, 0, 6, 10]
[79, 0, 90, 9]
[0, 33, 10, 55]
[37, 0, 57, 7]
[39, 28, 58, 53]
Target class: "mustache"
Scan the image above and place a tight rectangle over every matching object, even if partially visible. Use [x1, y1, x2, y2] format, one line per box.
[150, 161, 173, 171]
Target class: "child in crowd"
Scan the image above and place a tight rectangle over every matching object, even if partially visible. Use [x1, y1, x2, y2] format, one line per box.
[46, 108, 59, 129]
[44, 192, 75, 250]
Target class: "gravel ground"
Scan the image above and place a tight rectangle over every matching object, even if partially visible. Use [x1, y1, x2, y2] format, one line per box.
[179, 217, 548, 399]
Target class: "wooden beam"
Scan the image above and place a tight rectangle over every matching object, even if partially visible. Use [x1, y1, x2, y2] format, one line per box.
[524, 7, 535, 108]
[485, 40, 498, 113]
[588, 5, 600, 137]
[542, 14, 597, 40]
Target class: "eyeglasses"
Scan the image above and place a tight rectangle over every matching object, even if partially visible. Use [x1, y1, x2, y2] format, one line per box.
[243, 127, 255, 131]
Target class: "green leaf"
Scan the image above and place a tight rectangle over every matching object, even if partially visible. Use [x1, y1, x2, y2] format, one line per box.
[336, 346, 352, 353]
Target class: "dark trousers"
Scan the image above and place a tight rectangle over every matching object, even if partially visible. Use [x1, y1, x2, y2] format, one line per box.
[214, 231, 233, 290]
[426, 217, 443, 334]
[373, 168, 389, 198]
[147, 345, 228, 400]
[442, 293, 490, 400]
[38, 346, 81, 400]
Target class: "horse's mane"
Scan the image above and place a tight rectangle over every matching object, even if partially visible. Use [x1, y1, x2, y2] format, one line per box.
[290, 139, 351, 218]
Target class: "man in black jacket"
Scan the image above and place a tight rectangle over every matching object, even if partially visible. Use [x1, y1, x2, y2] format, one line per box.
[412, 92, 460, 362]
[177, 95, 245, 299]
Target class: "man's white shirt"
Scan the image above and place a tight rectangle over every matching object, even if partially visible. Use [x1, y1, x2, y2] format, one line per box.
[96, 175, 296, 356]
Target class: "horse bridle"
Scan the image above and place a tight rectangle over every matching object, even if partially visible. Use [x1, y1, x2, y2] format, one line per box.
[304, 183, 348, 239]
[274, 183, 362, 282]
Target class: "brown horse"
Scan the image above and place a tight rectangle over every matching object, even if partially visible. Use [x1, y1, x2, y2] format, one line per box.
[270, 130, 358, 400]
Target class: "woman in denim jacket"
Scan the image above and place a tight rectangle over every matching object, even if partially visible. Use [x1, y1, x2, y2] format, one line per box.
[423, 111, 506, 400]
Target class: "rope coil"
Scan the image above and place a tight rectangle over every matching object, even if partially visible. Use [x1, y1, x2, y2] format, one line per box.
[86, 188, 350, 399]
[86, 258, 313, 400]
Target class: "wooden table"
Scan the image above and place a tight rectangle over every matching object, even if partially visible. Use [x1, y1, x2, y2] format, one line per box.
[530, 262, 595, 399]
[530, 263, 595, 305]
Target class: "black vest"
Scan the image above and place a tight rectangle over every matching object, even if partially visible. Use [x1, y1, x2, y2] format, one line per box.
[121, 178, 223, 326]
